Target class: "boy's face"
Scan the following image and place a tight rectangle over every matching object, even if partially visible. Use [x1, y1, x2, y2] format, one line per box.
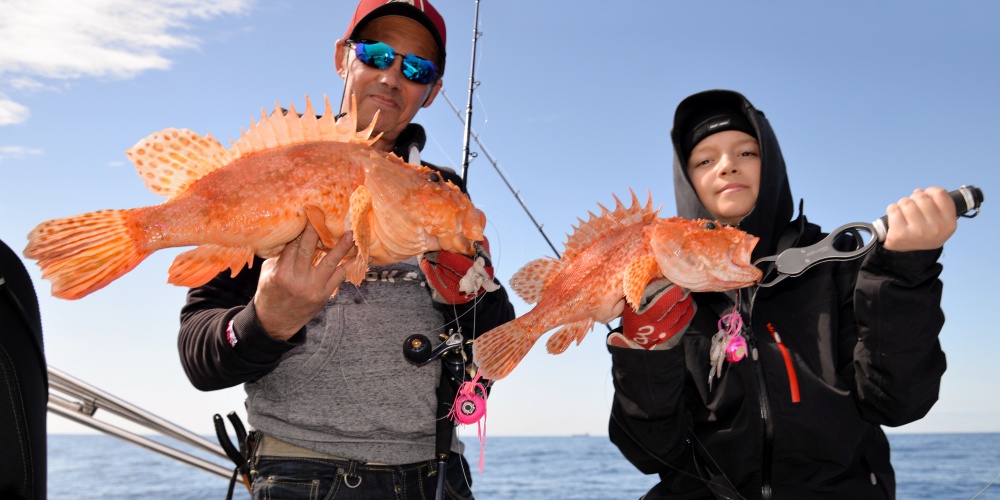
[335, 16, 443, 151]
[685, 130, 761, 225]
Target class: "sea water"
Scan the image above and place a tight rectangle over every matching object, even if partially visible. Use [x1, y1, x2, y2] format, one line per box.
[48, 433, 1000, 499]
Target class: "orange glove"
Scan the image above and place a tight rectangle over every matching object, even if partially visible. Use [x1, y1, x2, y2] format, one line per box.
[420, 239, 497, 304]
[608, 279, 695, 350]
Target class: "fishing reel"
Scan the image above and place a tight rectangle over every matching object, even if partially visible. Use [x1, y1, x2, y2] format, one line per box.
[403, 331, 465, 366]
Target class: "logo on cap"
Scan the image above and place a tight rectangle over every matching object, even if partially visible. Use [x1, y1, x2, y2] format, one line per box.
[707, 119, 732, 131]
[388, 0, 421, 10]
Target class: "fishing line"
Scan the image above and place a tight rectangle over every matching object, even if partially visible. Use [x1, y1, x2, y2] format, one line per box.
[439, 88, 562, 260]
[971, 469, 1000, 498]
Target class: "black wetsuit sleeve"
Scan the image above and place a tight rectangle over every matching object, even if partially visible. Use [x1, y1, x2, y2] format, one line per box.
[852, 245, 947, 426]
[177, 258, 304, 391]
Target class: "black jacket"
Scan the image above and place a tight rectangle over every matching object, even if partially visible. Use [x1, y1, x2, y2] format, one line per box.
[0, 238, 47, 500]
[177, 124, 515, 390]
[608, 91, 947, 499]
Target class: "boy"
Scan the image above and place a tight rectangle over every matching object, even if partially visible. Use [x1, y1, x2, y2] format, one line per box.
[608, 89, 955, 499]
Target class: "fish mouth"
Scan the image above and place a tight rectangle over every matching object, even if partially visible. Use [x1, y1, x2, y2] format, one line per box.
[465, 209, 487, 240]
[734, 235, 759, 266]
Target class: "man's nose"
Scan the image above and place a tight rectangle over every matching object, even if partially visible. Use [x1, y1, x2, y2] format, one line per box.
[377, 58, 403, 87]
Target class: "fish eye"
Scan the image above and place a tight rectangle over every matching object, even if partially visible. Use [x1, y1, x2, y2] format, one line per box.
[427, 172, 441, 183]
[703, 221, 717, 230]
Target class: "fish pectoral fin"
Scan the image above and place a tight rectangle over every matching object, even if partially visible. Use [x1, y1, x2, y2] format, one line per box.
[347, 185, 373, 285]
[545, 319, 595, 355]
[168, 245, 255, 288]
[623, 254, 661, 312]
[509, 257, 564, 304]
[303, 204, 338, 249]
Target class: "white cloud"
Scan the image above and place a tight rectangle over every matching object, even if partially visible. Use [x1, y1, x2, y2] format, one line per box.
[0, 97, 30, 125]
[0, 145, 43, 162]
[0, 0, 251, 124]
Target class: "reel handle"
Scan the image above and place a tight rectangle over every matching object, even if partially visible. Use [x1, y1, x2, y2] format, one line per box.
[873, 185, 983, 242]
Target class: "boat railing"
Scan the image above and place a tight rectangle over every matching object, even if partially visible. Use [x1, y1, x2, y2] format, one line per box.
[47, 365, 232, 479]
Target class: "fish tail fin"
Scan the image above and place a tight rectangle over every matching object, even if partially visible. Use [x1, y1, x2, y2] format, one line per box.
[473, 320, 539, 381]
[24, 210, 150, 299]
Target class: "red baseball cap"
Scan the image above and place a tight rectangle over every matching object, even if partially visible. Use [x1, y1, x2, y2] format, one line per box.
[344, 0, 447, 60]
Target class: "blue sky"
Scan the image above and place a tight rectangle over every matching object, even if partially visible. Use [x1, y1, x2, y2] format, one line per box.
[1, 0, 998, 446]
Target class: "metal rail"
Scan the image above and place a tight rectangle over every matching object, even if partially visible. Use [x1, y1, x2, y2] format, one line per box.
[47, 366, 232, 479]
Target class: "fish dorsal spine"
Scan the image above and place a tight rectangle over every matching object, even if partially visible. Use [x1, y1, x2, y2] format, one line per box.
[560, 190, 660, 261]
[228, 94, 381, 159]
[124, 95, 381, 200]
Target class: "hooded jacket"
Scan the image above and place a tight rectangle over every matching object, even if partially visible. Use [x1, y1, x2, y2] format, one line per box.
[608, 90, 947, 499]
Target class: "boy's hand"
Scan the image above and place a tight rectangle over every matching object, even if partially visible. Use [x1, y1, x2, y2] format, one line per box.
[608, 279, 695, 350]
[883, 187, 958, 252]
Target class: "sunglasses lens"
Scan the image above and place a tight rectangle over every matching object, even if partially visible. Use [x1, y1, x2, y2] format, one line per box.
[355, 41, 394, 69]
[401, 55, 437, 84]
[354, 40, 437, 85]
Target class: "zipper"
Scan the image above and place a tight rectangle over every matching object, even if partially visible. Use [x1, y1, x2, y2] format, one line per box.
[744, 287, 773, 500]
[766, 322, 800, 403]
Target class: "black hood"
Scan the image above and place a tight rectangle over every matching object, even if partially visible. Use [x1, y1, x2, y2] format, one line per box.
[670, 89, 794, 262]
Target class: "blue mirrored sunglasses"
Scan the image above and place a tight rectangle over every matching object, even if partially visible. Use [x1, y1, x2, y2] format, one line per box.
[351, 39, 439, 85]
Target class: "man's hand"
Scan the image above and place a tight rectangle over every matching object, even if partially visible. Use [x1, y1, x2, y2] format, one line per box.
[608, 279, 695, 350]
[254, 225, 357, 341]
[883, 187, 958, 252]
[420, 238, 498, 305]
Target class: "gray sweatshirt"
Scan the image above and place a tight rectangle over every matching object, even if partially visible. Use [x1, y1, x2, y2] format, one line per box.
[245, 258, 449, 464]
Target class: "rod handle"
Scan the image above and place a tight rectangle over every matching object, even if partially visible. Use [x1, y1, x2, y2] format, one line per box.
[873, 185, 984, 242]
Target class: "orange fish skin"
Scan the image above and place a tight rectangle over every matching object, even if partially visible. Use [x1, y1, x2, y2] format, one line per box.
[472, 191, 761, 381]
[24, 96, 484, 300]
[127, 143, 368, 255]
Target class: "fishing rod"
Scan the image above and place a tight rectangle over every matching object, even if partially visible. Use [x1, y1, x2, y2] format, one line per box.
[441, 89, 563, 260]
[459, 0, 482, 183]
[444, 1, 613, 332]
[451, 0, 564, 259]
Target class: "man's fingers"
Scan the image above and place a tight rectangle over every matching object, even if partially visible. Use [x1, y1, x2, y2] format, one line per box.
[297, 223, 320, 261]
[326, 256, 354, 291]
[319, 232, 356, 271]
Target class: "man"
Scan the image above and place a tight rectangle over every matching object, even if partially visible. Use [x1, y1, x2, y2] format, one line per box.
[177, 1, 515, 498]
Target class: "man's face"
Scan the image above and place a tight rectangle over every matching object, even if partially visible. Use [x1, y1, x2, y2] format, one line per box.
[336, 16, 442, 151]
[685, 130, 761, 225]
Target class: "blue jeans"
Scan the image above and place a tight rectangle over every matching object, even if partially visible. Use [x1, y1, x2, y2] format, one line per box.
[249, 452, 474, 500]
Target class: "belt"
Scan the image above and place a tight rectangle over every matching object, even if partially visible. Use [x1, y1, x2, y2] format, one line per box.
[255, 434, 389, 465]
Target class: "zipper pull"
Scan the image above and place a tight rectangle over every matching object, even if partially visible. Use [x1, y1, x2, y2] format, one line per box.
[766, 322, 801, 403]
